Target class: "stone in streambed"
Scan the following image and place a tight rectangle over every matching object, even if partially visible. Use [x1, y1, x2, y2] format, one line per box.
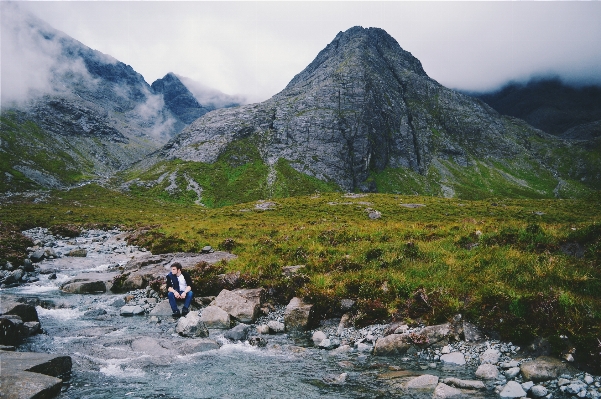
[283, 297, 314, 331]
[499, 381, 527, 398]
[479, 348, 500, 364]
[61, 279, 107, 294]
[440, 352, 466, 365]
[0, 299, 40, 322]
[475, 364, 498, 380]
[432, 383, 462, 398]
[200, 306, 231, 329]
[176, 312, 209, 338]
[405, 374, 439, 389]
[373, 333, 412, 355]
[442, 377, 485, 390]
[120, 305, 144, 316]
[213, 289, 259, 323]
[520, 356, 573, 382]
[66, 248, 87, 257]
[224, 323, 249, 341]
[0, 315, 24, 345]
[267, 320, 285, 333]
[504, 366, 520, 379]
[531, 385, 548, 398]
[312, 331, 327, 346]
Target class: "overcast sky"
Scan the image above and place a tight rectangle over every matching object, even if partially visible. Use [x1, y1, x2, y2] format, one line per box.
[9, 1, 601, 104]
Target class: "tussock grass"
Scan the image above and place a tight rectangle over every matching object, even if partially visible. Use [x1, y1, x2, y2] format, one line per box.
[1, 185, 600, 370]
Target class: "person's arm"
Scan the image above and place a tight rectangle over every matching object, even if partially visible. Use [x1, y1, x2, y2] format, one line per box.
[183, 272, 192, 294]
[166, 274, 176, 294]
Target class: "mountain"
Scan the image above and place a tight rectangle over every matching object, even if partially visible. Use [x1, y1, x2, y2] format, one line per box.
[126, 27, 601, 205]
[471, 78, 601, 137]
[0, 6, 235, 193]
[151, 73, 214, 128]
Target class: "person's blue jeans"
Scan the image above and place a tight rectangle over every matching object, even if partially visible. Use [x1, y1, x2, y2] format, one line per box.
[168, 290, 193, 312]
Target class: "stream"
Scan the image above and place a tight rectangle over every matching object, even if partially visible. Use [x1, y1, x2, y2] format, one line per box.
[4, 228, 505, 398]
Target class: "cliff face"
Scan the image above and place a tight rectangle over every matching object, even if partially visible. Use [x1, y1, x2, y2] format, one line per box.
[157, 27, 599, 197]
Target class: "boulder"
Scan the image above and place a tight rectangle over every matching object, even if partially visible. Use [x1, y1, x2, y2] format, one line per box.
[283, 297, 314, 331]
[213, 289, 260, 323]
[3, 269, 24, 285]
[440, 352, 466, 365]
[256, 324, 270, 334]
[531, 385, 548, 398]
[462, 321, 482, 342]
[120, 305, 145, 316]
[504, 367, 520, 379]
[499, 381, 527, 398]
[520, 356, 573, 382]
[0, 315, 24, 345]
[312, 331, 327, 346]
[224, 323, 250, 341]
[0, 299, 39, 322]
[373, 333, 412, 355]
[61, 279, 107, 294]
[267, 320, 285, 333]
[232, 288, 266, 307]
[200, 306, 231, 329]
[318, 338, 333, 349]
[475, 364, 498, 380]
[66, 248, 87, 257]
[406, 374, 439, 389]
[175, 312, 209, 338]
[420, 323, 455, 346]
[433, 383, 462, 399]
[23, 321, 41, 336]
[442, 378, 485, 390]
[176, 339, 220, 355]
[480, 348, 500, 364]
[30, 249, 45, 263]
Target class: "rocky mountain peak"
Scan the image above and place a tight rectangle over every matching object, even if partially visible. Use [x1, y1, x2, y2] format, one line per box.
[281, 26, 426, 95]
[151, 73, 213, 125]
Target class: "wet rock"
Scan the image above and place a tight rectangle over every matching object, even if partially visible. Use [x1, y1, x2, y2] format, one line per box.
[3, 269, 24, 285]
[440, 352, 466, 365]
[248, 336, 267, 347]
[323, 373, 347, 385]
[442, 378, 485, 390]
[373, 333, 412, 355]
[267, 320, 285, 333]
[356, 342, 372, 353]
[110, 298, 126, 308]
[0, 315, 24, 345]
[318, 338, 333, 349]
[83, 309, 108, 318]
[0, 299, 40, 322]
[479, 348, 500, 364]
[520, 356, 572, 382]
[312, 331, 327, 345]
[120, 305, 145, 316]
[433, 382, 462, 398]
[504, 366, 520, 379]
[475, 364, 499, 380]
[406, 374, 439, 389]
[23, 321, 41, 336]
[531, 385, 548, 397]
[283, 297, 314, 331]
[331, 345, 352, 355]
[200, 306, 231, 329]
[256, 324, 270, 334]
[175, 312, 209, 338]
[337, 313, 352, 335]
[224, 323, 249, 341]
[213, 289, 260, 323]
[30, 249, 46, 263]
[61, 279, 107, 294]
[499, 381, 527, 398]
[22, 259, 34, 272]
[176, 338, 220, 355]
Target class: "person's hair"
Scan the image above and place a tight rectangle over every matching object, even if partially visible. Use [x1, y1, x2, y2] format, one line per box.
[171, 262, 182, 271]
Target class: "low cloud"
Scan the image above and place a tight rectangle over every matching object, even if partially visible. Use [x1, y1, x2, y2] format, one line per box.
[177, 75, 246, 109]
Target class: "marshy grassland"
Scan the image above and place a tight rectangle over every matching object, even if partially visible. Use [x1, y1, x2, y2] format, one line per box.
[1, 185, 600, 370]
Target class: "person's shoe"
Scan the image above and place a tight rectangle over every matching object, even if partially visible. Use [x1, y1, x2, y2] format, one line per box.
[181, 307, 189, 316]
[172, 310, 181, 318]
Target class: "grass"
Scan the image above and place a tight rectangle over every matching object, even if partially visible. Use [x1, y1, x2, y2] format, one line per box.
[1, 185, 600, 371]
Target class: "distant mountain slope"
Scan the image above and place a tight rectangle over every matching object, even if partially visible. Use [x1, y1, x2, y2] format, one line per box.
[125, 27, 600, 206]
[472, 78, 601, 136]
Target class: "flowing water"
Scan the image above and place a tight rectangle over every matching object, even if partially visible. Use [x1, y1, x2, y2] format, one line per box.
[4, 229, 500, 399]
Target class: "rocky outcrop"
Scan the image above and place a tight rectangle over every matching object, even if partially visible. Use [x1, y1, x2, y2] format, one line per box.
[283, 297, 314, 331]
[151, 73, 213, 125]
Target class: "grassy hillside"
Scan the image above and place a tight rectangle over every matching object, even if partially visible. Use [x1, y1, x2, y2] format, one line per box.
[1, 185, 600, 370]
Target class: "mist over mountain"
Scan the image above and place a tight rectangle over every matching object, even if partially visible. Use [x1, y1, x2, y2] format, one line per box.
[471, 78, 601, 138]
[126, 26, 600, 205]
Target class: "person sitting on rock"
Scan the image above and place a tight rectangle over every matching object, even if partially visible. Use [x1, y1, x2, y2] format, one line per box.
[166, 262, 193, 317]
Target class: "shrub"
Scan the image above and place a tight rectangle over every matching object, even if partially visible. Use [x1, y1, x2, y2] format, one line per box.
[219, 238, 237, 252]
[0, 222, 34, 266]
[354, 299, 389, 327]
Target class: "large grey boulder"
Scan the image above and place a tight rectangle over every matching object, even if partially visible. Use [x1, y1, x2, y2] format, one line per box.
[232, 288, 266, 307]
[224, 323, 250, 341]
[61, 279, 107, 294]
[176, 312, 209, 338]
[30, 249, 46, 263]
[0, 315, 24, 345]
[520, 356, 573, 382]
[213, 289, 260, 323]
[200, 306, 231, 329]
[442, 378, 485, 390]
[479, 348, 500, 364]
[440, 352, 466, 365]
[176, 338, 220, 355]
[373, 333, 412, 355]
[267, 320, 285, 334]
[283, 297, 314, 331]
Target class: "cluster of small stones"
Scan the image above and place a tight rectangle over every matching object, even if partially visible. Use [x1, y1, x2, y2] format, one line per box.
[119, 288, 161, 315]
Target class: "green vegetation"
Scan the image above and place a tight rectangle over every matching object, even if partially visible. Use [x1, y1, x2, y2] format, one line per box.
[0, 113, 95, 191]
[1, 185, 600, 370]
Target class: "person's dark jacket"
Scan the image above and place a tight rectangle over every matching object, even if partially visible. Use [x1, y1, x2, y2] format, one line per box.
[166, 271, 193, 292]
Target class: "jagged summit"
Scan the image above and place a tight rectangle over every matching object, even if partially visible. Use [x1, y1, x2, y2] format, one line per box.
[282, 26, 426, 94]
[151, 73, 213, 125]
